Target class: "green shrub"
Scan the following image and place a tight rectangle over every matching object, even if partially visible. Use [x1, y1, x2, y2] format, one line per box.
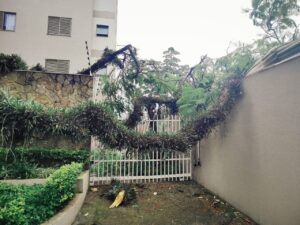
[0, 163, 83, 225]
[0, 72, 243, 153]
[42, 162, 83, 209]
[31, 167, 56, 178]
[0, 147, 89, 179]
[0, 183, 41, 225]
[0, 161, 37, 179]
[0, 147, 90, 168]
[0, 164, 56, 179]
[0, 53, 27, 73]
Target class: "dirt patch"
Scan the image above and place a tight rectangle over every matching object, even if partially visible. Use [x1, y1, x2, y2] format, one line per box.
[73, 181, 257, 225]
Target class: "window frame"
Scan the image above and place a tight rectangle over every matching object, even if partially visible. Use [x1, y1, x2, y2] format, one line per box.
[0, 11, 17, 32]
[96, 24, 109, 37]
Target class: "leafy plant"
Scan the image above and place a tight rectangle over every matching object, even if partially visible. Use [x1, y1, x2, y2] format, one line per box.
[104, 179, 137, 205]
[30, 167, 57, 178]
[0, 161, 37, 179]
[0, 53, 27, 73]
[0, 147, 90, 168]
[245, 0, 300, 43]
[0, 164, 57, 180]
[0, 163, 83, 225]
[0, 71, 243, 153]
[177, 85, 207, 119]
[42, 163, 82, 208]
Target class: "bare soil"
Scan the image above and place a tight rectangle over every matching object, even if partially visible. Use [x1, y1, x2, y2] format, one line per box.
[73, 181, 258, 225]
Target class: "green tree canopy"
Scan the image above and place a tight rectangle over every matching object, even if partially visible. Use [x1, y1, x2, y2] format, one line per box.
[162, 47, 186, 76]
[245, 0, 300, 44]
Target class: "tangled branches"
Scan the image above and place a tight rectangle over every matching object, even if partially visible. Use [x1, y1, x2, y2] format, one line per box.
[0, 74, 243, 152]
[125, 96, 178, 128]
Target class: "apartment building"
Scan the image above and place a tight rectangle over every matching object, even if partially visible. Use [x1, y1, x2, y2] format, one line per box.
[0, 0, 118, 74]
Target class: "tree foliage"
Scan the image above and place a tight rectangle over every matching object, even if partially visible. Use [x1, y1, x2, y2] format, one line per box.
[162, 47, 188, 76]
[97, 37, 279, 121]
[0, 53, 27, 73]
[99, 47, 188, 116]
[245, 0, 300, 43]
[177, 85, 207, 118]
[0, 72, 243, 153]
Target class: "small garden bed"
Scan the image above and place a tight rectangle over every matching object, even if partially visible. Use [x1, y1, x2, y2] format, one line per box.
[0, 147, 90, 180]
[0, 163, 83, 225]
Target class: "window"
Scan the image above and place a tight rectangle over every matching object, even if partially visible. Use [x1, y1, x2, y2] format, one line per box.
[0, 11, 16, 31]
[96, 25, 109, 37]
[45, 59, 70, 74]
[47, 16, 72, 36]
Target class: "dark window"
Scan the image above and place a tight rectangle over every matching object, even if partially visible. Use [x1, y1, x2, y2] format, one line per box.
[0, 11, 16, 31]
[96, 25, 109, 37]
[47, 16, 72, 36]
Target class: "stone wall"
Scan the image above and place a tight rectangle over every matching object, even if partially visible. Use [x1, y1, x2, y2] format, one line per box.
[0, 71, 93, 108]
[0, 71, 94, 149]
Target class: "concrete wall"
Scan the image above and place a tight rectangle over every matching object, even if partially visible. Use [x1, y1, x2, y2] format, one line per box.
[2, 179, 47, 186]
[193, 57, 300, 225]
[0, 0, 118, 73]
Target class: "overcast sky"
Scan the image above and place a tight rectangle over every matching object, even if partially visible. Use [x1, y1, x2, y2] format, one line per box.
[117, 0, 263, 66]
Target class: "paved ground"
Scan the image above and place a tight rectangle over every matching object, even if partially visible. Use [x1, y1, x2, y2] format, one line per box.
[73, 181, 258, 225]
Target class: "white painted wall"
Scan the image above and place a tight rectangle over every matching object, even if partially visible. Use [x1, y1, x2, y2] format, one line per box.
[193, 56, 300, 225]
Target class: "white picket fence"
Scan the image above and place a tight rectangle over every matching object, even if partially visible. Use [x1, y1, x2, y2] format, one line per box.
[90, 149, 192, 185]
[135, 114, 181, 134]
[90, 115, 193, 186]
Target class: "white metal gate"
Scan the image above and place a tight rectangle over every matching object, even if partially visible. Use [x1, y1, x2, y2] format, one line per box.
[90, 115, 192, 186]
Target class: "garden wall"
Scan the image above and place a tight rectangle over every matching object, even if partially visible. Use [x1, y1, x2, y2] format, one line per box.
[0, 71, 93, 107]
[0, 71, 94, 149]
[193, 56, 300, 225]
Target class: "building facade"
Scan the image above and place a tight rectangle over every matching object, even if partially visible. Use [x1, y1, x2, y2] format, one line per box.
[0, 0, 118, 74]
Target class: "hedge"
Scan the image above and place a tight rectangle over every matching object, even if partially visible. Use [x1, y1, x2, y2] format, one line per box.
[0, 163, 83, 225]
[0, 147, 90, 168]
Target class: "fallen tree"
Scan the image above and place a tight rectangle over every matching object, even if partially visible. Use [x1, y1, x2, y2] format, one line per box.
[0, 73, 242, 152]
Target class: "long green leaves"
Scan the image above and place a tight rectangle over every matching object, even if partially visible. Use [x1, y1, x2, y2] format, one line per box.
[0, 73, 242, 153]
